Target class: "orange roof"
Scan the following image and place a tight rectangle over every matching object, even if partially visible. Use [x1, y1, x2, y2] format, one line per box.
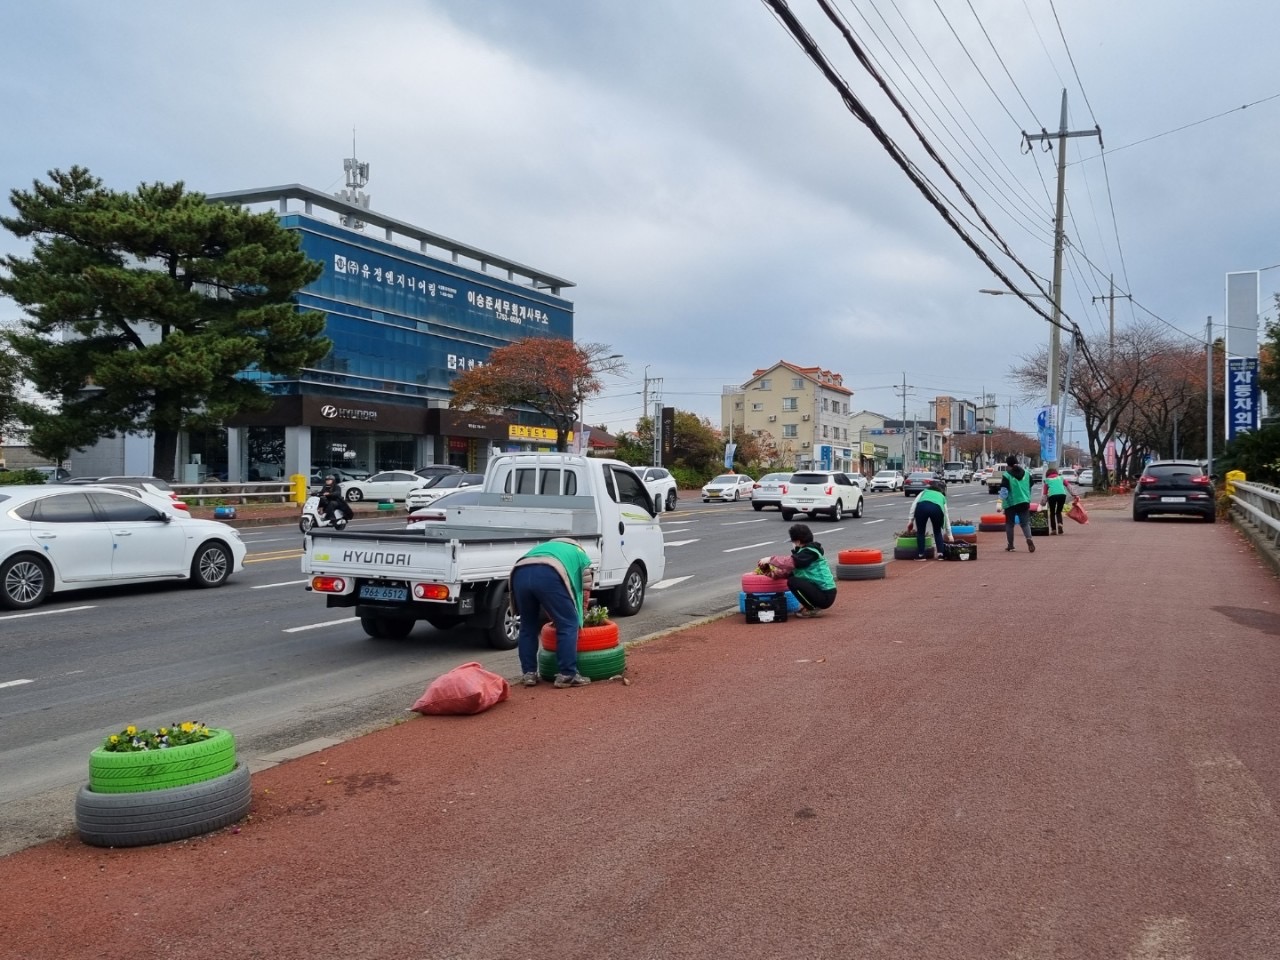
[747, 361, 852, 396]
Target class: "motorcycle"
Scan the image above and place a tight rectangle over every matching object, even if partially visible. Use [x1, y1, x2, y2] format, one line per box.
[299, 495, 352, 534]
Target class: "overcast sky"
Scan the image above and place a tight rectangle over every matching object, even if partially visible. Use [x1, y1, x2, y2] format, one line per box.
[2, 0, 1277, 440]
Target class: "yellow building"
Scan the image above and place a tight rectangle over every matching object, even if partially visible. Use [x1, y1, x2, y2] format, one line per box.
[721, 361, 855, 471]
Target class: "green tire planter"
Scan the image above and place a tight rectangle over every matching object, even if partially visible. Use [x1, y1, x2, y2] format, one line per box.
[895, 535, 934, 549]
[538, 644, 626, 681]
[88, 729, 237, 794]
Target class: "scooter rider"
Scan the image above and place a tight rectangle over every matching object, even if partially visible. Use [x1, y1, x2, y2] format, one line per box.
[318, 475, 352, 526]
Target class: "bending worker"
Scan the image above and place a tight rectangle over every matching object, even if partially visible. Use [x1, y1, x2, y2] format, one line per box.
[907, 479, 953, 560]
[509, 538, 595, 689]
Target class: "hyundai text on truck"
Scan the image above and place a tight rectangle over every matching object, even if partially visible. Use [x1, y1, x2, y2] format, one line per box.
[300, 454, 666, 648]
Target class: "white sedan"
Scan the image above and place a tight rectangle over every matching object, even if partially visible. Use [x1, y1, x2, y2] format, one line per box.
[404, 473, 484, 512]
[701, 473, 756, 502]
[869, 470, 904, 492]
[0, 484, 246, 610]
[638, 466, 679, 512]
[341, 470, 423, 502]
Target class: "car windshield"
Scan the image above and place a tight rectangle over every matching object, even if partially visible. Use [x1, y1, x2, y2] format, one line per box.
[710, 475, 739, 484]
[908, 473, 932, 481]
[762, 473, 789, 482]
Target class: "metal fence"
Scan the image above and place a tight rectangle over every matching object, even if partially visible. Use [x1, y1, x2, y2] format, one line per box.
[171, 481, 297, 505]
[1228, 480, 1280, 546]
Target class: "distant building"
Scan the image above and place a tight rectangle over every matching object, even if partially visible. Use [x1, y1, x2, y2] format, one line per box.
[721, 361, 855, 471]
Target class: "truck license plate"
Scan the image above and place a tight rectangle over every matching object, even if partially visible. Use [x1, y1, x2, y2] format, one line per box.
[359, 584, 408, 602]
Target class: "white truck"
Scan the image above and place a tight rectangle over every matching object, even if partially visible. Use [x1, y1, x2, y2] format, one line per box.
[300, 454, 666, 648]
[943, 461, 973, 483]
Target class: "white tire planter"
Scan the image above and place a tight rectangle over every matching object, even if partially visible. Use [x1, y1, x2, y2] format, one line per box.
[75, 762, 252, 848]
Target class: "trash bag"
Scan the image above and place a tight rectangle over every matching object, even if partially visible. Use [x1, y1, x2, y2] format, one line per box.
[1066, 499, 1089, 525]
[411, 662, 510, 715]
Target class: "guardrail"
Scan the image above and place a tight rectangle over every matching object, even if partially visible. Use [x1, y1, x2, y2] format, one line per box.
[1228, 479, 1280, 547]
[171, 481, 297, 505]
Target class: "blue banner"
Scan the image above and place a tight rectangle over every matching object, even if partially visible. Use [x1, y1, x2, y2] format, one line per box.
[1228, 357, 1259, 441]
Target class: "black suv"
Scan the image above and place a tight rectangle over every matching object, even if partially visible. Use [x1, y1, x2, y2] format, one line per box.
[1132, 460, 1216, 523]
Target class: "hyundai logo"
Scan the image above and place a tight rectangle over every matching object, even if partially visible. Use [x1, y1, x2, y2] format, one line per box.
[321, 405, 338, 418]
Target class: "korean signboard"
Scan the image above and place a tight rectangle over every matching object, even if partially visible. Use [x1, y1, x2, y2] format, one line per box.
[1227, 357, 1259, 442]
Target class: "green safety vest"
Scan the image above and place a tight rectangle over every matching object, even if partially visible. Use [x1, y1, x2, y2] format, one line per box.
[1045, 476, 1068, 497]
[1002, 469, 1032, 507]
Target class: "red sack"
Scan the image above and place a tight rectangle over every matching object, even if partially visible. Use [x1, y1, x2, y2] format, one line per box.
[1066, 499, 1089, 525]
[411, 662, 510, 715]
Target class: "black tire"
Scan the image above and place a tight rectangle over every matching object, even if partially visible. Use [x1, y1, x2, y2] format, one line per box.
[730, 489, 739, 502]
[190, 541, 233, 589]
[851, 497, 864, 519]
[485, 583, 519, 650]
[424, 613, 464, 631]
[830, 501, 843, 522]
[1205, 511, 1216, 523]
[978, 522, 1005, 532]
[666, 489, 677, 511]
[1132, 510, 1145, 521]
[0, 553, 52, 610]
[752, 501, 763, 512]
[299, 514, 314, 534]
[345, 488, 364, 502]
[75, 762, 252, 848]
[781, 509, 796, 521]
[538, 644, 626, 681]
[893, 546, 934, 560]
[360, 614, 414, 639]
[836, 562, 887, 580]
[612, 562, 646, 617]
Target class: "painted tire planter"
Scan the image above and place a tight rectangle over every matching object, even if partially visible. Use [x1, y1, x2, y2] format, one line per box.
[836, 561, 887, 580]
[539, 621, 620, 653]
[979, 514, 1006, 525]
[88, 729, 237, 794]
[895, 535, 933, 549]
[950, 525, 976, 536]
[836, 548, 882, 565]
[75, 763, 252, 848]
[953, 532, 978, 545]
[738, 590, 802, 614]
[741, 572, 785, 593]
[537, 644, 626, 681]
[893, 546, 935, 560]
[978, 521, 1005, 532]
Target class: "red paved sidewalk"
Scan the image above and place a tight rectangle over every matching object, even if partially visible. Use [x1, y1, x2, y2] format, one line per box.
[3, 496, 1279, 960]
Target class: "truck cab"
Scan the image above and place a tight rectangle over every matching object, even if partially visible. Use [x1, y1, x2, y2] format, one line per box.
[942, 461, 972, 483]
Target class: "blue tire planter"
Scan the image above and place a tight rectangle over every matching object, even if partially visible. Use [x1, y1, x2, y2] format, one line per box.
[738, 590, 802, 614]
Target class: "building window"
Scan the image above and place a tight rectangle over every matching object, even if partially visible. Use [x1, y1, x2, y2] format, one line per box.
[822, 398, 830, 412]
[782, 397, 798, 411]
[751, 402, 763, 411]
[792, 377, 804, 389]
[782, 424, 798, 438]
[734, 401, 743, 410]
[757, 378, 772, 390]
[823, 425, 829, 438]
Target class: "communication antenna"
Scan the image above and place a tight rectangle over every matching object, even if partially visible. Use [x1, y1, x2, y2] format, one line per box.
[336, 129, 371, 230]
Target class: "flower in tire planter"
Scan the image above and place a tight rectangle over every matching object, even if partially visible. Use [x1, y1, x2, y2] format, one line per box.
[89, 723, 236, 793]
[540, 619, 621, 652]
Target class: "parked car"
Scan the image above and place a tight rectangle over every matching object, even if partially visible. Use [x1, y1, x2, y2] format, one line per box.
[701, 473, 756, 503]
[404, 488, 488, 529]
[779, 470, 864, 521]
[1132, 460, 1216, 523]
[414, 464, 463, 482]
[869, 470, 904, 492]
[0, 484, 246, 610]
[94, 476, 188, 511]
[404, 472, 484, 512]
[1059, 468, 1079, 484]
[1077, 468, 1094, 487]
[750, 472, 792, 511]
[903, 471, 935, 497]
[638, 466, 679, 512]
[342, 470, 424, 502]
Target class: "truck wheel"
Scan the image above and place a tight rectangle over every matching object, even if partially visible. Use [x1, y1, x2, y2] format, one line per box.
[612, 563, 646, 617]
[360, 615, 414, 639]
[485, 584, 520, 650]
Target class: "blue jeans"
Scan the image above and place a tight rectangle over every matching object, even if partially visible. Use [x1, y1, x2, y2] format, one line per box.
[1005, 503, 1032, 545]
[511, 565, 581, 677]
[913, 501, 945, 556]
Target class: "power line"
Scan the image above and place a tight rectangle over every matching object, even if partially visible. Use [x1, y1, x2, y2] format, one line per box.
[1073, 92, 1280, 160]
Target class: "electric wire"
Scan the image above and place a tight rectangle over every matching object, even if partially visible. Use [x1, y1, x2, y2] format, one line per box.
[962, 0, 1042, 125]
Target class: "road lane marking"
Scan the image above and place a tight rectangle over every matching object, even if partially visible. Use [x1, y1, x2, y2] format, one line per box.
[662, 520, 697, 526]
[0, 678, 35, 689]
[283, 617, 359, 633]
[245, 550, 303, 564]
[826, 526, 846, 534]
[0, 605, 96, 621]
[862, 518, 886, 524]
[239, 536, 300, 545]
[724, 540, 777, 553]
[651, 576, 693, 590]
[663, 539, 700, 547]
[252, 579, 310, 590]
[722, 518, 766, 525]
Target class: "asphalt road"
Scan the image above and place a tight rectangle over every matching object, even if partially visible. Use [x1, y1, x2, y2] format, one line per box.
[0, 482, 994, 853]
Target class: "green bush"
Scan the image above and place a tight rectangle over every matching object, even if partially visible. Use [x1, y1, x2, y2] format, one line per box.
[0, 469, 51, 485]
[670, 466, 709, 490]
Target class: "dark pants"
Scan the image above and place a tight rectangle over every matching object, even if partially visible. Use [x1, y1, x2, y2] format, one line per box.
[787, 576, 837, 611]
[321, 496, 351, 523]
[913, 501, 945, 557]
[511, 564, 580, 677]
[1047, 494, 1066, 531]
[1005, 502, 1032, 546]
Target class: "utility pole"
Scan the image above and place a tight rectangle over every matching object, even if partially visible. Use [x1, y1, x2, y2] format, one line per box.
[1024, 90, 1102, 469]
[1206, 316, 1214, 476]
[894, 372, 915, 471]
[1091, 275, 1129, 480]
[642, 365, 650, 427]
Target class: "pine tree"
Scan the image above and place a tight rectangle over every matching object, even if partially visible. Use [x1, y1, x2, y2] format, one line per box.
[0, 166, 330, 478]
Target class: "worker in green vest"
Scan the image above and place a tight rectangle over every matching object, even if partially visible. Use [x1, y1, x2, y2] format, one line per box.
[998, 455, 1036, 553]
[907, 479, 953, 560]
[510, 538, 595, 688]
[1039, 467, 1078, 535]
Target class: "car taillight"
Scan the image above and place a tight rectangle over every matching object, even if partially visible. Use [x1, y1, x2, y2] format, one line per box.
[311, 576, 347, 593]
[780, 484, 788, 495]
[825, 485, 833, 496]
[171, 501, 189, 512]
[1139, 475, 1157, 485]
[1191, 475, 1211, 485]
[413, 583, 450, 600]
[753, 483, 761, 489]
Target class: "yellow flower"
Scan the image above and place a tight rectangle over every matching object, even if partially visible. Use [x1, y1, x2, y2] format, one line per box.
[125, 725, 137, 736]
[180, 721, 195, 733]
[159, 727, 168, 735]
[109, 735, 119, 744]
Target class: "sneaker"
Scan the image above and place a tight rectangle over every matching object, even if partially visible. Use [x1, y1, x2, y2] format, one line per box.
[1027, 538, 1036, 553]
[916, 556, 929, 561]
[521, 672, 539, 687]
[553, 672, 591, 688]
[1006, 545, 1015, 552]
[795, 608, 821, 618]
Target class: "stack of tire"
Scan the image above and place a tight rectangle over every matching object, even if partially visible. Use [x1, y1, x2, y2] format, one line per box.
[950, 523, 978, 545]
[75, 729, 251, 848]
[893, 535, 933, 560]
[978, 513, 1006, 533]
[836, 547, 887, 580]
[537, 620, 626, 681]
[739, 573, 801, 615]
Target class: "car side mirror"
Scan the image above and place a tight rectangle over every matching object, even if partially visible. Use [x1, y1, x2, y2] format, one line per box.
[151, 512, 172, 523]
